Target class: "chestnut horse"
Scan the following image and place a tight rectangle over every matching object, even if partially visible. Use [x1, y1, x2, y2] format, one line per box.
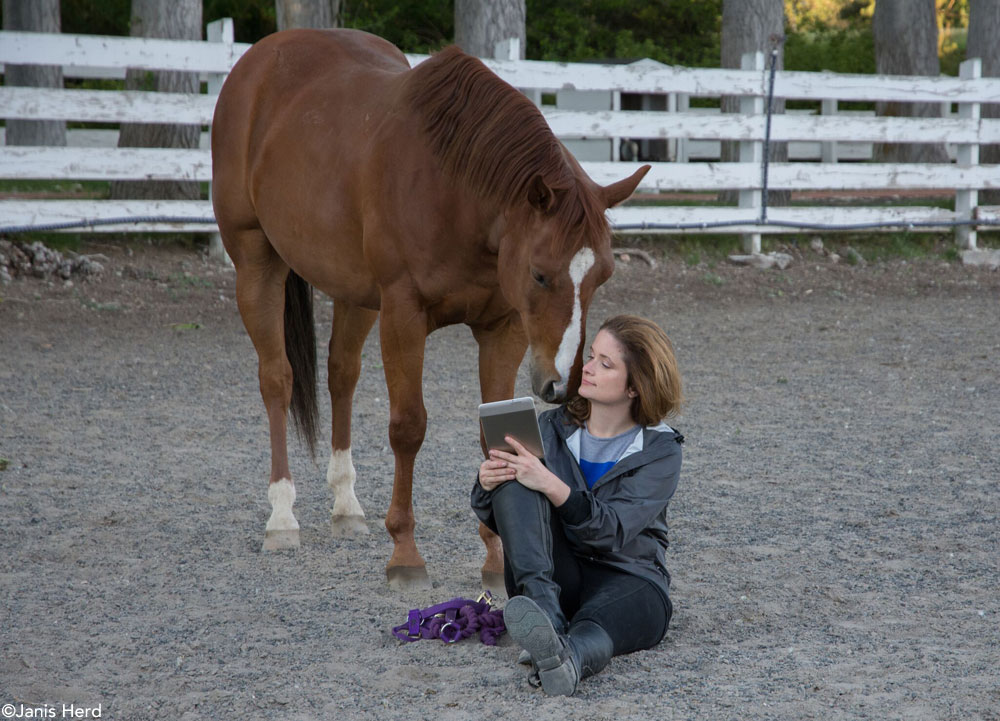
[211, 28, 649, 590]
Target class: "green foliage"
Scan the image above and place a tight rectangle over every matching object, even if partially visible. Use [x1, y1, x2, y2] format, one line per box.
[527, 0, 721, 66]
[784, 27, 875, 74]
[939, 27, 967, 76]
[42, 0, 974, 79]
[785, 0, 873, 33]
[844, 233, 949, 263]
[0, 179, 110, 197]
[61, 0, 131, 36]
[204, 0, 276, 43]
[342, 0, 453, 53]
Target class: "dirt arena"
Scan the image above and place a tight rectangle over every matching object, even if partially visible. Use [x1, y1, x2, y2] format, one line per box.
[1, 239, 998, 720]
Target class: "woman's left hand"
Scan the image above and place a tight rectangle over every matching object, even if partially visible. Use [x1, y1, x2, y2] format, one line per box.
[489, 436, 570, 506]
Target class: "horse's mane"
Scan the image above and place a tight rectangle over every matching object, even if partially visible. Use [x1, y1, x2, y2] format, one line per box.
[405, 46, 607, 241]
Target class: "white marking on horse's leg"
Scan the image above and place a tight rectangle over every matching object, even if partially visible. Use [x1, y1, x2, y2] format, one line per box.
[327, 448, 364, 516]
[262, 478, 300, 550]
[327, 447, 369, 536]
[554, 247, 596, 385]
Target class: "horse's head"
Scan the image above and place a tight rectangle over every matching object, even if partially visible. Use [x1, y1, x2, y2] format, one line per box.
[496, 163, 651, 404]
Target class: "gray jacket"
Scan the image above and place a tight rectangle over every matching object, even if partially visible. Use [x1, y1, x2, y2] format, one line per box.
[471, 406, 683, 603]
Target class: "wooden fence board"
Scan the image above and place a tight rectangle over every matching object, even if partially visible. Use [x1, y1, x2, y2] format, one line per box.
[3, 28, 998, 246]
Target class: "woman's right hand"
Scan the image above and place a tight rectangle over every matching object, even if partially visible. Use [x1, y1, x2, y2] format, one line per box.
[478, 458, 517, 491]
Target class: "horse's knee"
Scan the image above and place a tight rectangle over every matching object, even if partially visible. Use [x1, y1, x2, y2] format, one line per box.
[327, 356, 362, 395]
[388, 408, 427, 456]
[259, 358, 292, 404]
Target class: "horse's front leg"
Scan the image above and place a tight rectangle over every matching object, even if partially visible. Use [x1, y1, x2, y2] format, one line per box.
[472, 316, 529, 591]
[380, 298, 431, 590]
[327, 301, 379, 537]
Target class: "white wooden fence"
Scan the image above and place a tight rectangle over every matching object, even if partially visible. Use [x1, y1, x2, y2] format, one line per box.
[3, 19, 1000, 255]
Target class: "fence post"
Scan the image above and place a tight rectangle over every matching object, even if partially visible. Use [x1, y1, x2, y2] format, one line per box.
[611, 88, 622, 162]
[494, 36, 519, 60]
[206, 18, 234, 263]
[740, 51, 764, 255]
[675, 93, 690, 162]
[821, 98, 838, 163]
[495, 37, 542, 108]
[956, 58, 981, 251]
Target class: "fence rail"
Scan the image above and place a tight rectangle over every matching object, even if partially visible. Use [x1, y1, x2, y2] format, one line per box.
[3, 20, 1000, 254]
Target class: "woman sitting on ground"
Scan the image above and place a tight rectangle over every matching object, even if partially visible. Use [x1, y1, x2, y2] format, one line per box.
[472, 314, 685, 696]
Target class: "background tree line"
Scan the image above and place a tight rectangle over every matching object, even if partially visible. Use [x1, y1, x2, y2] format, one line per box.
[0, 0, 976, 74]
[4, 0, 999, 202]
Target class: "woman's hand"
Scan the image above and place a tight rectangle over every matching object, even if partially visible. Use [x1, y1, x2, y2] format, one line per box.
[487, 436, 570, 506]
[478, 457, 517, 491]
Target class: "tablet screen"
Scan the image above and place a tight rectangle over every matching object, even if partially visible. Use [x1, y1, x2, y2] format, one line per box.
[478, 397, 545, 458]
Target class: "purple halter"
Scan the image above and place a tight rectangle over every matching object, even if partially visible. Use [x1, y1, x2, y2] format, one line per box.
[392, 593, 506, 646]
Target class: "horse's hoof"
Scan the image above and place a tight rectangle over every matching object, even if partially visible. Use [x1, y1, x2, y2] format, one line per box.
[386, 565, 431, 591]
[330, 514, 369, 537]
[261, 529, 300, 551]
[481, 570, 506, 595]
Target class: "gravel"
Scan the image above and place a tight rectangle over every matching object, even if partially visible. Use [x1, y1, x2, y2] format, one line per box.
[1, 239, 998, 720]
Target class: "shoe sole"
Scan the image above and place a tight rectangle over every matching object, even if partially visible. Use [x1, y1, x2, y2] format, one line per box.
[504, 596, 578, 696]
[504, 597, 562, 668]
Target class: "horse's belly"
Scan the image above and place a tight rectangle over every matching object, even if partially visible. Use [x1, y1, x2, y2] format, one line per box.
[297, 257, 382, 311]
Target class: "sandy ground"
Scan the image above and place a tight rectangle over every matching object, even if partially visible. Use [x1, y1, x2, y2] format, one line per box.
[1, 239, 998, 720]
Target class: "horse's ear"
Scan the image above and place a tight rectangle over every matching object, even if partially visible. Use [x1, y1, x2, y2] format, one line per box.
[603, 164, 651, 208]
[527, 174, 557, 213]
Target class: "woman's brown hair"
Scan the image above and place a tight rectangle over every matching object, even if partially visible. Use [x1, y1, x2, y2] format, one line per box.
[566, 315, 684, 427]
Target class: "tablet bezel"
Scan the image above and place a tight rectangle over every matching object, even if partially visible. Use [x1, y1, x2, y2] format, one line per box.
[478, 396, 545, 458]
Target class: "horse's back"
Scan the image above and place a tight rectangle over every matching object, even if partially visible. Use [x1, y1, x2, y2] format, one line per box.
[216, 28, 408, 117]
[213, 28, 408, 180]
[212, 29, 410, 298]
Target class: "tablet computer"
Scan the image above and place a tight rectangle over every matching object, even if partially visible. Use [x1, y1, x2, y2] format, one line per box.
[478, 396, 545, 458]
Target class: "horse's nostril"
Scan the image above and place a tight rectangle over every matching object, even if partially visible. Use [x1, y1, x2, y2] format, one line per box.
[539, 380, 566, 404]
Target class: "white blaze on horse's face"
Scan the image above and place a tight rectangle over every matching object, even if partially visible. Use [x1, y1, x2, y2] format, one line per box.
[552, 246, 596, 394]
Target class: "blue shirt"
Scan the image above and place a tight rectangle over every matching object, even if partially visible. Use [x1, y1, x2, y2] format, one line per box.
[578, 424, 640, 489]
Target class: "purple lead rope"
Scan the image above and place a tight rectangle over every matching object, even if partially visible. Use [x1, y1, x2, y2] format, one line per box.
[392, 593, 506, 645]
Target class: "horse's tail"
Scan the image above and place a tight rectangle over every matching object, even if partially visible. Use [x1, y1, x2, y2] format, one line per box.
[284, 270, 319, 458]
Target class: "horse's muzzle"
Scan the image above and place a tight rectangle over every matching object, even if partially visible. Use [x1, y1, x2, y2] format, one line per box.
[536, 377, 567, 404]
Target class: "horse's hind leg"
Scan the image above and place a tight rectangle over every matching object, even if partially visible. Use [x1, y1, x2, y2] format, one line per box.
[326, 300, 378, 537]
[230, 231, 299, 550]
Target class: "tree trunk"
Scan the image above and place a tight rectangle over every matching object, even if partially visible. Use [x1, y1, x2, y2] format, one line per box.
[719, 0, 787, 205]
[111, 0, 202, 201]
[872, 0, 948, 163]
[454, 0, 526, 59]
[967, 0, 1000, 204]
[2, 0, 66, 147]
[275, 0, 340, 30]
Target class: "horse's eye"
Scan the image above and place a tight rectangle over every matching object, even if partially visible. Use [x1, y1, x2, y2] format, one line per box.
[531, 269, 547, 288]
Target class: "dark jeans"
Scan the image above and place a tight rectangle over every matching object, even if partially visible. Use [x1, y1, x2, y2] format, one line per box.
[490, 483, 672, 657]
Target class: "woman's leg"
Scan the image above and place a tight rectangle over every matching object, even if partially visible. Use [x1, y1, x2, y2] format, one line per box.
[506, 562, 671, 696]
[490, 481, 572, 633]
[571, 561, 671, 656]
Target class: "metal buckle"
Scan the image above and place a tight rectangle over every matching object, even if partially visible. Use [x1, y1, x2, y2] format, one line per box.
[476, 590, 497, 608]
[439, 621, 461, 644]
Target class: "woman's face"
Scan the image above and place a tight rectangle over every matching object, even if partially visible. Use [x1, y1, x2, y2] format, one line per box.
[578, 329, 635, 408]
